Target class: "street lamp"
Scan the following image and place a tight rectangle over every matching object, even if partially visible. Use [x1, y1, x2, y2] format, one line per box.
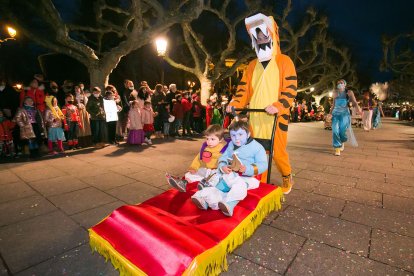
[155, 38, 168, 84]
[0, 25, 17, 44]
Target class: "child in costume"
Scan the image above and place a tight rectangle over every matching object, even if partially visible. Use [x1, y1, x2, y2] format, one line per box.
[44, 96, 66, 154]
[191, 120, 268, 216]
[141, 101, 155, 145]
[166, 124, 228, 191]
[14, 96, 45, 157]
[127, 100, 145, 145]
[0, 110, 15, 157]
[62, 94, 82, 149]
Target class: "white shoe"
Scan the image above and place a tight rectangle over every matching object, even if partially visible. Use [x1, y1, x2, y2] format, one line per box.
[148, 139, 152, 145]
[340, 143, 345, 151]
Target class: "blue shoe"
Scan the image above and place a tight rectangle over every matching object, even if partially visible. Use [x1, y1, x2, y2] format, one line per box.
[192, 197, 208, 210]
[218, 200, 239, 216]
[166, 173, 187, 192]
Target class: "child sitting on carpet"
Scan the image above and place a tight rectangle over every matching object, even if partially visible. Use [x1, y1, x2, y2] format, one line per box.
[191, 120, 268, 216]
[166, 124, 228, 192]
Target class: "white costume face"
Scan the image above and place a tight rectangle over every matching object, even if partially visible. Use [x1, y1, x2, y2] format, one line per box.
[245, 13, 277, 62]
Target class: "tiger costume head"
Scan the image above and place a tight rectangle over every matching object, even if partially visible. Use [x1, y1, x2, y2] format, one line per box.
[245, 13, 280, 62]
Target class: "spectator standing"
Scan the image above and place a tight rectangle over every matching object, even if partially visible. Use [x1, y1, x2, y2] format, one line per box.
[74, 85, 92, 148]
[86, 87, 107, 148]
[152, 84, 166, 138]
[181, 92, 193, 136]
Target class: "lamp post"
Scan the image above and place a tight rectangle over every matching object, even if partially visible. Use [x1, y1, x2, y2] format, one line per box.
[0, 26, 17, 44]
[187, 80, 195, 91]
[155, 38, 167, 85]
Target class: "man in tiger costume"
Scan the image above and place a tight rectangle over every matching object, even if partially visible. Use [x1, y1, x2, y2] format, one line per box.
[226, 13, 297, 194]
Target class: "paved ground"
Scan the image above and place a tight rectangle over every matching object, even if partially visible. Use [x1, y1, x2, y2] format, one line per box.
[0, 118, 413, 275]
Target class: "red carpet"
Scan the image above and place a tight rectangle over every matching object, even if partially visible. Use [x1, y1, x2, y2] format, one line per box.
[89, 182, 283, 275]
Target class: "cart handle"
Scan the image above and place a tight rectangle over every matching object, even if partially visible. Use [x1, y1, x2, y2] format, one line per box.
[228, 106, 278, 184]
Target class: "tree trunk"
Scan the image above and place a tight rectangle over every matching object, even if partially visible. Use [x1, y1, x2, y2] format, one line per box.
[199, 75, 213, 105]
[88, 65, 110, 93]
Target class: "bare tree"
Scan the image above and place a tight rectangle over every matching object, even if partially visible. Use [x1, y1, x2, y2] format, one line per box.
[163, 0, 266, 104]
[0, 0, 204, 89]
[163, 0, 357, 103]
[277, 0, 357, 95]
[381, 31, 414, 100]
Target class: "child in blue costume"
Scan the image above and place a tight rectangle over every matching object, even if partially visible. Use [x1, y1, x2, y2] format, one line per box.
[192, 120, 267, 216]
[330, 79, 361, 156]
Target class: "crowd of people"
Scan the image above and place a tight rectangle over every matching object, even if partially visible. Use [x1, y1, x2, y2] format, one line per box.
[0, 75, 233, 159]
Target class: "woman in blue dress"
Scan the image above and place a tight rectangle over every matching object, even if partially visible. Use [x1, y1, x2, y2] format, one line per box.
[330, 79, 361, 156]
[372, 99, 385, 129]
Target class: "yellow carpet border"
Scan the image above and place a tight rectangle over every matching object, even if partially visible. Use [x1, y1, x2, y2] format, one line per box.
[89, 187, 283, 276]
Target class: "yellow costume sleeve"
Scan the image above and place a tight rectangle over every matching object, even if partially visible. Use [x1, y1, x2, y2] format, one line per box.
[273, 55, 297, 115]
[188, 154, 201, 171]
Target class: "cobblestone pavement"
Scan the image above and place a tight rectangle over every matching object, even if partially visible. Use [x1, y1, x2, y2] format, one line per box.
[0, 118, 413, 275]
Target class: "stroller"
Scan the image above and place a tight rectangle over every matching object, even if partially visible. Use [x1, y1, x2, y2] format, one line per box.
[324, 113, 332, 130]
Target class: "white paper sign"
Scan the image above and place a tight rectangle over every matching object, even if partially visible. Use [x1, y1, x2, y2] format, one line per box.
[103, 99, 119, 122]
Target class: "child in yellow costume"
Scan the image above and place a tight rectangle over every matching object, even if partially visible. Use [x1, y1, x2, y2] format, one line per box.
[166, 124, 228, 192]
[226, 13, 297, 194]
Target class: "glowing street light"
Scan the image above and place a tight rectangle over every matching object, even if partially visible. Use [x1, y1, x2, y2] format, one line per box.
[328, 92, 333, 98]
[0, 25, 17, 44]
[155, 38, 168, 57]
[7, 26, 16, 38]
[155, 37, 168, 84]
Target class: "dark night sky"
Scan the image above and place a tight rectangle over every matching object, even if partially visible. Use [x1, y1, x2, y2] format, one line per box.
[293, 0, 414, 84]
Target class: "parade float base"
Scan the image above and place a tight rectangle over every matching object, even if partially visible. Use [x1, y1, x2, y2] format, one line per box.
[89, 182, 283, 276]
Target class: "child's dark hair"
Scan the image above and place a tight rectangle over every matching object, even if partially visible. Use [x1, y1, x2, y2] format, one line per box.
[144, 101, 151, 106]
[228, 120, 250, 134]
[203, 124, 225, 140]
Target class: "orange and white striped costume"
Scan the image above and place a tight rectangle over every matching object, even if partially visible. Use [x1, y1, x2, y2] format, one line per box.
[229, 13, 297, 179]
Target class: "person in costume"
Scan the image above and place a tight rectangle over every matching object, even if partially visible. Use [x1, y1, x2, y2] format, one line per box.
[141, 101, 155, 145]
[62, 94, 83, 149]
[127, 100, 145, 145]
[14, 96, 45, 157]
[372, 99, 385, 129]
[190, 120, 267, 216]
[44, 96, 66, 154]
[330, 79, 361, 156]
[226, 13, 297, 194]
[166, 124, 227, 191]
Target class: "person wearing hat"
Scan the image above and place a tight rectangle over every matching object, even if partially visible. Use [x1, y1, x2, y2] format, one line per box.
[330, 79, 361, 156]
